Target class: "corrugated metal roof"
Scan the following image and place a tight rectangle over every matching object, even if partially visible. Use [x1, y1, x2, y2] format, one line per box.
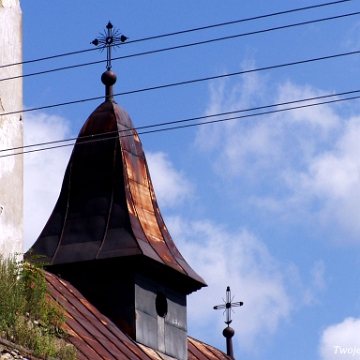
[46, 271, 231, 360]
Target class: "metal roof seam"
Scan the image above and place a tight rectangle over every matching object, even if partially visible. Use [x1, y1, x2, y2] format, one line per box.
[46, 278, 99, 360]
[121, 150, 164, 263]
[136, 343, 171, 360]
[188, 336, 229, 360]
[95, 136, 118, 259]
[50, 273, 151, 360]
[187, 338, 204, 360]
[46, 274, 123, 360]
[144, 161, 187, 272]
[205, 343, 223, 359]
[46, 272, 228, 359]
[116, 108, 180, 269]
[50, 156, 73, 264]
[121, 340, 154, 360]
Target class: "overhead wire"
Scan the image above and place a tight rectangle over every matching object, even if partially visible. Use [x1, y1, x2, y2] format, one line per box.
[126, 0, 352, 44]
[2, 89, 360, 158]
[1, 48, 360, 117]
[0, 1, 356, 157]
[4, 94, 360, 158]
[0, 0, 351, 70]
[1, 10, 359, 83]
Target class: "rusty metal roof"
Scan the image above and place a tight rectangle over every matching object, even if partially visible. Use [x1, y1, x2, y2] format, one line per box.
[29, 99, 206, 292]
[46, 271, 230, 360]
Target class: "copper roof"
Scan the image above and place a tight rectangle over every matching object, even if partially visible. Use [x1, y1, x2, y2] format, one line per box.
[29, 99, 206, 292]
[46, 271, 230, 360]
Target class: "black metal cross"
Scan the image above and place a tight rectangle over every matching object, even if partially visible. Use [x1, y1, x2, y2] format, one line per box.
[92, 21, 127, 71]
[213, 286, 243, 326]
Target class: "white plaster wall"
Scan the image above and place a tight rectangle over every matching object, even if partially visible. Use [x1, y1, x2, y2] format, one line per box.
[0, 0, 24, 256]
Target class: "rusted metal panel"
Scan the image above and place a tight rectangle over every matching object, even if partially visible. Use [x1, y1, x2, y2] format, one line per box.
[154, 211, 182, 259]
[47, 273, 146, 359]
[188, 337, 232, 360]
[137, 343, 173, 360]
[188, 338, 205, 360]
[123, 151, 149, 186]
[114, 101, 206, 289]
[68, 319, 117, 359]
[135, 207, 163, 241]
[68, 337, 98, 360]
[128, 180, 154, 212]
[57, 304, 117, 359]
[28, 99, 206, 293]
[46, 272, 230, 360]
[115, 107, 143, 158]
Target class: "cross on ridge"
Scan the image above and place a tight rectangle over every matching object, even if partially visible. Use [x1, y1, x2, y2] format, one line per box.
[92, 21, 128, 71]
[213, 286, 243, 326]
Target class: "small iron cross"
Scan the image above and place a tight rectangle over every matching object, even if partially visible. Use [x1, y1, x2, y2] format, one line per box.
[92, 21, 128, 71]
[213, 286, 243, 325]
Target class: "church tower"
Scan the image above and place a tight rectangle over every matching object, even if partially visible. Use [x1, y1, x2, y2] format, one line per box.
[28, 22, 206, 360]
[0, 0, 23, 256]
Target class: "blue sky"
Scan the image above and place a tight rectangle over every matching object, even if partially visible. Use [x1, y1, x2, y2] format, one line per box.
[19, 1, 360, 359]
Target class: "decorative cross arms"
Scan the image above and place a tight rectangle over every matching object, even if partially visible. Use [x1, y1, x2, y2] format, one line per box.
[213, 286, 243, 326]
[92, 22, 128, 71]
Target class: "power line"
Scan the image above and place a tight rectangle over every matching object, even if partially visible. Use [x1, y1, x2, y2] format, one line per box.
[1, 48, 359, 118]
[0, 47, 98, 70]
[126, 0, 352, 44]
[0, 0, 351, 70]
[6, 93, 360, 158]
[2, 11, 359, 83]
[2, 89, 360, 158]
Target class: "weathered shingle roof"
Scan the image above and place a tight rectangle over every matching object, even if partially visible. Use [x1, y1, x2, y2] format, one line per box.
[46, 272, 230, 360]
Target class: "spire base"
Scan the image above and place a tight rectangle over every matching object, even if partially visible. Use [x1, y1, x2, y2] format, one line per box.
[223, 326, 235, 359]
[101, 70, 117, 101]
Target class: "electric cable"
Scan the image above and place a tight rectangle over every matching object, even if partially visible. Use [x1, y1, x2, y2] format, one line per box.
[1, 11, 359, 83]
[126, 0, 352, 45]
[5, 94, 360, 158]
[1, 89, 359, 158]
[0, 0, 351, 70]
[1, 48, 359, 118]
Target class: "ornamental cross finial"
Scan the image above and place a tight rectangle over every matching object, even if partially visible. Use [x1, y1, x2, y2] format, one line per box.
[213, 286, 243, 326]
[92, 21, 128, 71]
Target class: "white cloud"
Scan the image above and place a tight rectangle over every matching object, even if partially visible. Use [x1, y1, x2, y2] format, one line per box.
[295, 116, 360, 240]
[146, 151, 193, 209]
[197, 78, 340, 179]
[196, 71, 360, 241]
[168, 217, 292, 352]
[303, 260, 327, 306]
[196, 66, 268, 158]
[319, 317, 360, 359]
[345, 20, 360, 51]
[24, 111, 72, 251]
